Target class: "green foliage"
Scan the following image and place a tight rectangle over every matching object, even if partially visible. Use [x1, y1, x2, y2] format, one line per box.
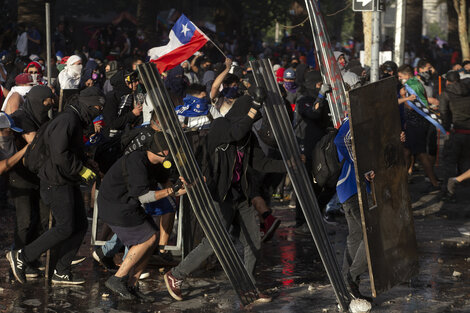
[239, 0, 291, 32]
[427, 21, 448, 40]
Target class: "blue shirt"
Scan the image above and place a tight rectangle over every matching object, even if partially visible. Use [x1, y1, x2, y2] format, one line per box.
[334, 119, 358, 203]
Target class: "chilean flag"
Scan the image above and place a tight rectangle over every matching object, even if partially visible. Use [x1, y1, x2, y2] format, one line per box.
[148, 14, 209, 73]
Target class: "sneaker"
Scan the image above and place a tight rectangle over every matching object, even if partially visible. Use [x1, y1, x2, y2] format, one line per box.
[105, 275, 135, 300]
[164, 271, 183, 301]
[294, 223, 310, 236]
[51, 270, 85, 285]
[288, 200, 296, 209]
[323, 213, 338, 226]
[71, 256, 86, 266]
[272, 193, 282, 200]
[447, 177, 459, 196]
[139, 272, 150, 280]
[262, 215, 281, 242]
[254, 292, 272, 303]
[92, 249, 118, 272]
[25, 266, 40, 278]
[129, 284, 154, 303]
[6, 249, 27, 284]
[347, 274, 373, 302]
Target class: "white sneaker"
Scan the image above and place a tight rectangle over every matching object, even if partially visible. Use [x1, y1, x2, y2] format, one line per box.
[139, 272, 150, 280]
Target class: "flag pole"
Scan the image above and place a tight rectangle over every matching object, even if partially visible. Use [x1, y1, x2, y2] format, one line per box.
[208, 38, 228, 59]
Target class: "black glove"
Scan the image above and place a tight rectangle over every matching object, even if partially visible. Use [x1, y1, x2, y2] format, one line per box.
[319, 83, 331, 96]
[251, 87, 267, 109]
[171, 179, 184, 194]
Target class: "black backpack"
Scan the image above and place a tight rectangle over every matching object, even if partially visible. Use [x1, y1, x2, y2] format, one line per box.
[311, 128, 344, 188]
[23, 120, 52, 174]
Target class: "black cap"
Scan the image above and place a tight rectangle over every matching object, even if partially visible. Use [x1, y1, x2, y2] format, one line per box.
[149, 131, 170, 154]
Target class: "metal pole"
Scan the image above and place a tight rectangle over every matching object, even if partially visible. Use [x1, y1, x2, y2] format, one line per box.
[275, 21, 280, 44]
[371, 9, 381, 82]
[45, 1, 52, 86]
[394, 0, 406, 66]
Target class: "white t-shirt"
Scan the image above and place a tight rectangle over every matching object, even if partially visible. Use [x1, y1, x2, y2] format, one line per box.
[2, 85, 33, 111]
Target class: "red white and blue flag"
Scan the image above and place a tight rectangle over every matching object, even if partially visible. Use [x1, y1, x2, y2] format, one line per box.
[148, 14, 209, 73]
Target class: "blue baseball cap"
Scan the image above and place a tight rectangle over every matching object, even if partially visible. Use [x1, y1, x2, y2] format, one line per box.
[283, 68, 296, 80]
[0, 112, 23, 132]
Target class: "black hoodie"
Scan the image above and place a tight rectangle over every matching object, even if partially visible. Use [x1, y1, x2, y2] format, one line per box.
[205, 95, 285, 202]
[9, 86, 54, 188]
[38, 88, 103, 185]
[102, 70, 140, 132]
[13, 85, 54, 132]
[439, 81, 470, 131]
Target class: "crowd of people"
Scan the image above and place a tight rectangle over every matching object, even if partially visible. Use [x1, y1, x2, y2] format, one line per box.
[0, 14, 469, 306]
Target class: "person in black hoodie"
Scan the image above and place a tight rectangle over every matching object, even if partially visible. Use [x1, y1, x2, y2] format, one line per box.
[9, 86, 55, 275]
[7, 87, 104, 285]
[439, 71, 470, 198]
[293, 70, 337, 232]
[164, 89, 285, 302]
[102, 70, 142, 134]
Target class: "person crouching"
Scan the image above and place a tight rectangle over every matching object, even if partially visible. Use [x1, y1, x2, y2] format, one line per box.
[98, 131, 186, 301]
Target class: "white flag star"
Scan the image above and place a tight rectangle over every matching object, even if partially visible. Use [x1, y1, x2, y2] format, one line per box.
[181, 23, 190, 37]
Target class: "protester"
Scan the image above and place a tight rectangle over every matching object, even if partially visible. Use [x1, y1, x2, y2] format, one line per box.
[6, 87, 104, 285]
[98, 131, 186, 300]
[164, 88, 283, 302]
[439, 70, 470, 198]
[57, 55, 83, 90]
[398, 64, 440, 190]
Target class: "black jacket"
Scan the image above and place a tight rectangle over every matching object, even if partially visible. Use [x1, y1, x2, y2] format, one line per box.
[38, 105, 87, 185]
[98, 150, 151, 227]
[439, 81, 470, 131]
[295, 93, 331, 159]
[102, 71, 140, 132]
[205, 95, 285, 202]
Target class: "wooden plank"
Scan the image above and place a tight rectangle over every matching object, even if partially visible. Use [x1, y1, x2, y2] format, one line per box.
[348, 77, 419, 297]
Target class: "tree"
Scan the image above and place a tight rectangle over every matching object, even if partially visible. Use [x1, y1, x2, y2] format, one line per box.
[446, 0, 459, 48]
[405, 0, 423, 52]
[452, 0, 470, 60]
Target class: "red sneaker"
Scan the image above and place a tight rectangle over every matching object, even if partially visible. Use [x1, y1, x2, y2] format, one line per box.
[262, 214, 281, 242]
[164, 271, 183, 301]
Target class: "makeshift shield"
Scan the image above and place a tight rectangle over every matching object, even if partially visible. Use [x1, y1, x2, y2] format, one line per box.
[348, 77, 419, 297]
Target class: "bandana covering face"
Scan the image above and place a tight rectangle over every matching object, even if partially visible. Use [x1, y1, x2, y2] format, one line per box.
[284, 81, 297, 93]
[175, 95, 209, 117]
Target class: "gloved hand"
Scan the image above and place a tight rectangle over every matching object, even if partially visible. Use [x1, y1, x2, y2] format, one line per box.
[171, 178, 184, 194]
[79, 166, 97, 184]
[319, 83, 331, 96]
[251, 87, 267, 109]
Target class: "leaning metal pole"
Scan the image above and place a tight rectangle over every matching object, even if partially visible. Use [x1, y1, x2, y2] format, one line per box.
[250, 59, 351, 312]
[305, 0, 348, 128]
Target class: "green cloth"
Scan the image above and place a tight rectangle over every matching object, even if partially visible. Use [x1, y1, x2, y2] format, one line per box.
[406, 76, 429, 107]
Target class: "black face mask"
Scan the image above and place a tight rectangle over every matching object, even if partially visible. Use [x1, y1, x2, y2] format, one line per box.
[87, 106, 102, 120]
[290, 62, 299, 69]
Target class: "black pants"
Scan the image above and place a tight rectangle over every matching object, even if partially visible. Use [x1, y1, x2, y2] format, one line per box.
[9, 176, 49, 250]
[23, 183, 88, 273]
[442, 132, 470, 183]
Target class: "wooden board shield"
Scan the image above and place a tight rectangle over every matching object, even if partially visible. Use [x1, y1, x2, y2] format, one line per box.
[348, 77, 419, 297]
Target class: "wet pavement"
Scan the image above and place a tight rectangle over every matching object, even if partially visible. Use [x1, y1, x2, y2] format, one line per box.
[1, 169, 470, 312]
